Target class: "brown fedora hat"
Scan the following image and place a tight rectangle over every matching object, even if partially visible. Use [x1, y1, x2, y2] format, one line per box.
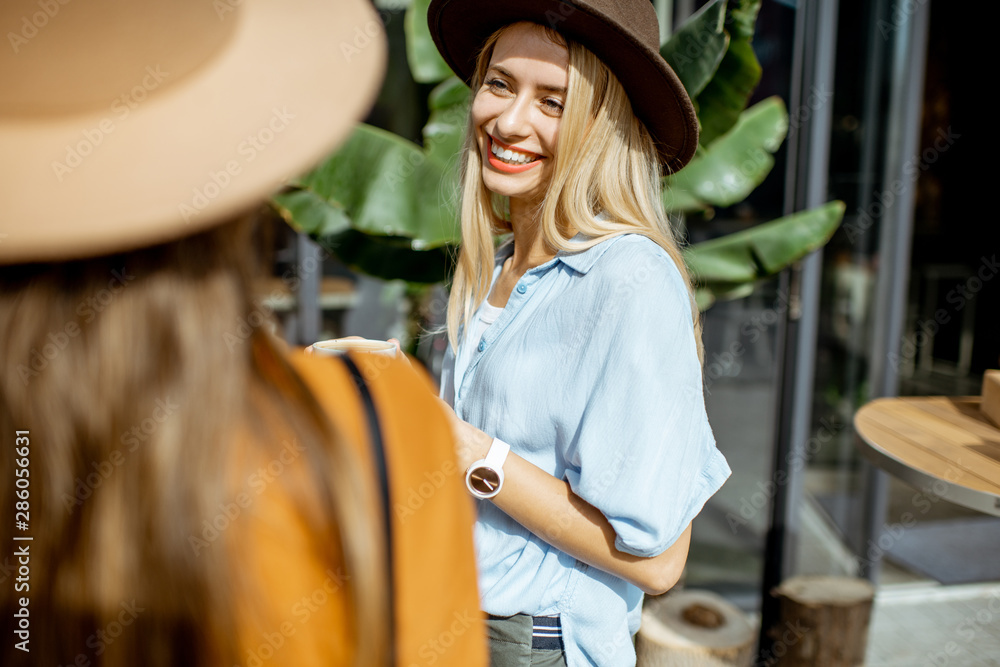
[427, 0, 698, 172]
[0, 0, 386, 264]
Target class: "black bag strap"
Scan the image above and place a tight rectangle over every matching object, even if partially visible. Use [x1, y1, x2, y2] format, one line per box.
[340, 355, 395, 665]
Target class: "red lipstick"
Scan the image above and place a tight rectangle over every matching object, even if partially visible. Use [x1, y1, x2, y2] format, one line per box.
[486, 136, 543, 174]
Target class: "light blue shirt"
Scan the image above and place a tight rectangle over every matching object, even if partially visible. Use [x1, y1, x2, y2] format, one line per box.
[441, 233, 731, 666]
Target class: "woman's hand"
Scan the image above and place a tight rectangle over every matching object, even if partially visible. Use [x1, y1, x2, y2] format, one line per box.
[437, 399, 492, 471]
[386, 338, 413, 368]
[435, 399, 689, 594]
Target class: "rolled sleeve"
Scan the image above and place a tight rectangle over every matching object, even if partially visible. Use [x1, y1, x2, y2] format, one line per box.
[563, 240, 731, 557]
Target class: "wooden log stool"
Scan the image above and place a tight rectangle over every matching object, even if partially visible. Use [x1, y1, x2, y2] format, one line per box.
[637, 589, 755, 667]
[768, 576, 875, 666]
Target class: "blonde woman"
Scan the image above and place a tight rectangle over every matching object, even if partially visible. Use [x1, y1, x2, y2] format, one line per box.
[428, 1, 732, 664]
[0, 1, 485, 666]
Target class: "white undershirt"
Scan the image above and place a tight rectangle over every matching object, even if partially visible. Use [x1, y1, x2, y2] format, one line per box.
[470, 299, 504, 344]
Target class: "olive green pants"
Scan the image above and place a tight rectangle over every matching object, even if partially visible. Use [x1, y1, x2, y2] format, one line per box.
[486, 614, 567, 667]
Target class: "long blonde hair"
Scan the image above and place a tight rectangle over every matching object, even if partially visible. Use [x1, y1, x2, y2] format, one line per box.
[446, 23, 703, 362]
[0, 217, 386, 666]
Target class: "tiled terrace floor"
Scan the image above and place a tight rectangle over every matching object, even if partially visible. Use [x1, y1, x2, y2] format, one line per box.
[866, 583, 1000, 666]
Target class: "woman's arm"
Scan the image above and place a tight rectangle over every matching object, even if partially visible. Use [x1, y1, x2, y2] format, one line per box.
[445, 403, 690, 596]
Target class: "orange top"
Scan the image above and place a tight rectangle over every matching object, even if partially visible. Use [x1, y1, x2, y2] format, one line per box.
[235, 349, 487, 666]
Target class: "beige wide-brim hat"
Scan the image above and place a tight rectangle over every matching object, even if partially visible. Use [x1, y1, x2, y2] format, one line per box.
[0, 0, 386, 264]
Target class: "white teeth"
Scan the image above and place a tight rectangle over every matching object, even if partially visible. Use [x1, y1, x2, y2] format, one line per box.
[491, 141, 536, 165]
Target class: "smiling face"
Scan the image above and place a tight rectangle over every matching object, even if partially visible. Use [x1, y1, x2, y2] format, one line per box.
[470, 22, 569, 205]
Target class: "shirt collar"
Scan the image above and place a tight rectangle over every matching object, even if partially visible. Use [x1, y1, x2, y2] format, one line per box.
[494, 224, 626, 276]
[553, 212, 619, 274]
[554, 233, 623, 275]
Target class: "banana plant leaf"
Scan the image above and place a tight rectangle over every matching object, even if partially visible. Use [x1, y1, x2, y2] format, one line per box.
[273, 188, 455, 284]
[684, 200, 846, 308]
[286, 123, 461, 249]
[695, 283, 754, 311]
[695, 0, 763, 147]
[320, 230, 454, 284]
[728, 0, 762, 40]
[404, 0, 453, 84]
[423, 77, 470, 169]
[660, 0, 729, 99]
[664, 96, 787, 212]
[272, 188, 352, 238]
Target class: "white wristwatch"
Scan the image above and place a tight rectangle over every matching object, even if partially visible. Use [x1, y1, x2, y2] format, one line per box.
[464, 438, 510, 499]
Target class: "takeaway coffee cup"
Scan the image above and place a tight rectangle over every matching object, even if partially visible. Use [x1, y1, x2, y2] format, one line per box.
[311, 337, 398, 357]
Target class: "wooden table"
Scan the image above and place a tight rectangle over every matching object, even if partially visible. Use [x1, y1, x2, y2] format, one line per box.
[854, 396, 1000, 517]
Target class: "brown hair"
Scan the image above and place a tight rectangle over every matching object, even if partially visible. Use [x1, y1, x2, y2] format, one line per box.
[0, 217, 386, 666]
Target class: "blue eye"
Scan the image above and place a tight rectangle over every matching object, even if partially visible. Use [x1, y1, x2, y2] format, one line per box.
[543, 98, 564, 113]
[486, 78, 509, 92]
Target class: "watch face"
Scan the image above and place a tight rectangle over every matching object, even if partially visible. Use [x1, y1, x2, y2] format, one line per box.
[469, 467, 501, 495]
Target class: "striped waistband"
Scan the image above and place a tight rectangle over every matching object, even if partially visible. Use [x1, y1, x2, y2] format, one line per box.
[530, 615, 563, 651]
[488, 613, 563, 651]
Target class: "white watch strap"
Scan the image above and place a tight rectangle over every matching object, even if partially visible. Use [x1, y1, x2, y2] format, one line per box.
[483, 438, 510, 470]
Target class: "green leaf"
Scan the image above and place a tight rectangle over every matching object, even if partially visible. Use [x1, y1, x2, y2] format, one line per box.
[662, 184, 709, 213]
[729, 0, 763, 41]
[294, 124, 461, 248]
[695, 287, 717, 311]
[695, 282, 755, 310]
[272, 189, 352, 238]
[660, 0, 729, 98]
[428, 76, 470, 109]
[665, 96, 788, 210]
[696, 41, 762, 146]
[271, 181, 455, 285]
[694, 0, 763, 146]
[319, 229, 454, 284]
[684, 201, 846, 289]
[423, 77, 470, 168]
[748, 202, 846, 274]
[404, 0, 454, 83]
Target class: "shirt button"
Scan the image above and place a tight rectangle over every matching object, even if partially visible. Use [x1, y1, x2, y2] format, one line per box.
[478, 340, 486, 352]
[516, 283, 527, 294]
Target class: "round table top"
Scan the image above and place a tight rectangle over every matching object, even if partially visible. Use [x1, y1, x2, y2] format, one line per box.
[854, 396, 1000, 517]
